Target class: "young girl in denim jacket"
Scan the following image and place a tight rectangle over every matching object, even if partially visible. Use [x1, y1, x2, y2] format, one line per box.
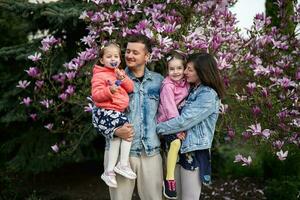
[91, 43, 136, 188]
[157, 51, 190, 199]
[157, 53, 225, 200]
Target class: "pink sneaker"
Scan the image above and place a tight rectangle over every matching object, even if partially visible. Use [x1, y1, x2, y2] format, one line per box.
[101, 171, 117, 188]
[114, 162, 136, 179]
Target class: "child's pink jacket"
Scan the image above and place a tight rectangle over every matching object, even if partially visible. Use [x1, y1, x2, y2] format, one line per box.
[91, 65, 134, 112]
[157, 76, 190, 123]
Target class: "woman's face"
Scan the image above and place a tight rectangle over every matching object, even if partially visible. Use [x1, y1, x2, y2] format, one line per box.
[184, 62, 201, 85]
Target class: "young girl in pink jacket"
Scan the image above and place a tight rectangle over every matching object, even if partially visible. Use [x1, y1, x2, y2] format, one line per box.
[157, 51, 190, 199]
[91, 43, 136, 188]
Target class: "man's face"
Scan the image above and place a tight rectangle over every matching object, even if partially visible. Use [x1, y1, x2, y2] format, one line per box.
[125, 42, 149, 69]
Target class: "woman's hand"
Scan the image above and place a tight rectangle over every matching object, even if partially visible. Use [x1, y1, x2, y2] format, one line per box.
[176, 132, 186, 140]
[114, 123, 134, 141]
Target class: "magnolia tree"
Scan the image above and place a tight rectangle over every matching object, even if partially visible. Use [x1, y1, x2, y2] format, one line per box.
[17, 0, 300, 166]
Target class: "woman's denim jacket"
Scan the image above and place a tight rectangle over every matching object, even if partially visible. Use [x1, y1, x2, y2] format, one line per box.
[124, 67, 163, 156]
[157, 85, 220, 153]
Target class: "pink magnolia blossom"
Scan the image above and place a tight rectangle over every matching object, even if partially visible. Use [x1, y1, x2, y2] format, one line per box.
[273, 140, 284, 149]
[135, 19, 151, 30]
[84, 103, 93, 112]
[296, 70, 300, 80]
[269, 66, 283, 76]
[227, 127, 235, 139]
[64, 57, 85, 71]
[246, 123, 271, 139]
[44, 123, 53, 130]
[40, 99, 54, 109]
[35, 80, 44, 90]
[79, 10, 89, 20]
[59, 93, 68, 101]
[275, 77, 296, 89]
[52, 73, 66, 84]
[235, 93, 247, 101]
[277, 110, 289, 121]
[16, 80, 30, 89]
[253, 65, 270, 76]
[20, 97, 32, 106]
[51, 143, 59, 153]
[81, 35, 96, 47]
[234, 154, 252, 166]
[28, 52, 42, 62]
[291, 118, 300, 128]
[65, 85, 76, 95]
[246, 82, 256, 94]
[40, 36, 59, 52]
[242, 131, 252, 140]
[247, 123, 262, 136]
[25, 67, 40, 78]
[261, 129, 271, 139]
[241, 156, 252, 166]
[234, 154, 243, 162]
[276, 150, 288, 161]
[261, 87, 269, 97]
[65, 71, 76, 80]
[252, 106, 261, 117]
[30, 113, 37, 121]
[90, 12, 105, 23]
[78, 48, 97, 62]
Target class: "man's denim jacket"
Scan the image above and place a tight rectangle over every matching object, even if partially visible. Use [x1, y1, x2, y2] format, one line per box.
[125, 67, 163, 156]
[95, 67, 163, 157]
[157, 85, 220, 153]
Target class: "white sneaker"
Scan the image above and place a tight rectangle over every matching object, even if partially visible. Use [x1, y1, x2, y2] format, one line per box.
[101, 171, 117, 188]
[114, 162, 136, 179]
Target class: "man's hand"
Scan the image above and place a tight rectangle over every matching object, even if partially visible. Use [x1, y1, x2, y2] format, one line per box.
[114, 123, 134, 141]
[176, 132, 186, 140]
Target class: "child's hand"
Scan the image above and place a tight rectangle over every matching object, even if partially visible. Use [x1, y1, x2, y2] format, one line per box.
[115, 68, 126, 80]
[176, 132, 186, 140]
[109, 85, 118, 94]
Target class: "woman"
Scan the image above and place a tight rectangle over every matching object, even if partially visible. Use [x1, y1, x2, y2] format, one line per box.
[157, 52, 225, 200]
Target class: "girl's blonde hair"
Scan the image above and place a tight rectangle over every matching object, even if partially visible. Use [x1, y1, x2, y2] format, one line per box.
[165, 50, 187, 68]
[97, 42, 121, 66]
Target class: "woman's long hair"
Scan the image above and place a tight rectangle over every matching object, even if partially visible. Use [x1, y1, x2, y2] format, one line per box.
[187, 53, 225, 99]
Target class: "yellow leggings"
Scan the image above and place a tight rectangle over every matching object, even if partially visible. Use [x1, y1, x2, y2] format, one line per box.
[166, 139, 181, 180]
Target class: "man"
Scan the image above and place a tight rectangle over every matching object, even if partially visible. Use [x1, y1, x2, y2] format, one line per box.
[105, 34, 164, 200]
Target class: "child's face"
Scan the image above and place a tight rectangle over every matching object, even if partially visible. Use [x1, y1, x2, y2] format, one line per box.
[100, 46, 121, 68]
[168, 58, 185, 81]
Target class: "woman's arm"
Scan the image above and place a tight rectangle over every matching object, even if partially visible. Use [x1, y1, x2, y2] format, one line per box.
[157, 89, 217, 135]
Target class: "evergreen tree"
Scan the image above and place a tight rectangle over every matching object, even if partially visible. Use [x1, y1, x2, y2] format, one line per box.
[0, 0, 98, 173]
[265, 0, 297, 36]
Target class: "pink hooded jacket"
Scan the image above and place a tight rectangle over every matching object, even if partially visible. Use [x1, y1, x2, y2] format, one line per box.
[91, 65, 134, 112]
[157, 76, 190, 123]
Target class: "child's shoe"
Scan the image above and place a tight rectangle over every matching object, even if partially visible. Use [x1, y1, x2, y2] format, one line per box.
[114, 162, 136, 179]
[163, 179, 177, 199]
[101, 171, 117, 188]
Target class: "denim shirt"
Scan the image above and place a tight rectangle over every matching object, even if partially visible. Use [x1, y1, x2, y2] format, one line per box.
[125, 67, 163, 156]
[157, 85, 220, 153]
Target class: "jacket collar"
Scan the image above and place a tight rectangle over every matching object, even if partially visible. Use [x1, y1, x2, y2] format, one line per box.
[125, 67, 153, 81]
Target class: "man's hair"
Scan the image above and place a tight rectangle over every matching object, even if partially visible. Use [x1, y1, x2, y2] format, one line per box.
[127, 34, 152, 53]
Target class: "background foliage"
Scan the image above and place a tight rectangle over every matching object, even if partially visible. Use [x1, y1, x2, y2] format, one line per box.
[0, 0, 299, 199]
